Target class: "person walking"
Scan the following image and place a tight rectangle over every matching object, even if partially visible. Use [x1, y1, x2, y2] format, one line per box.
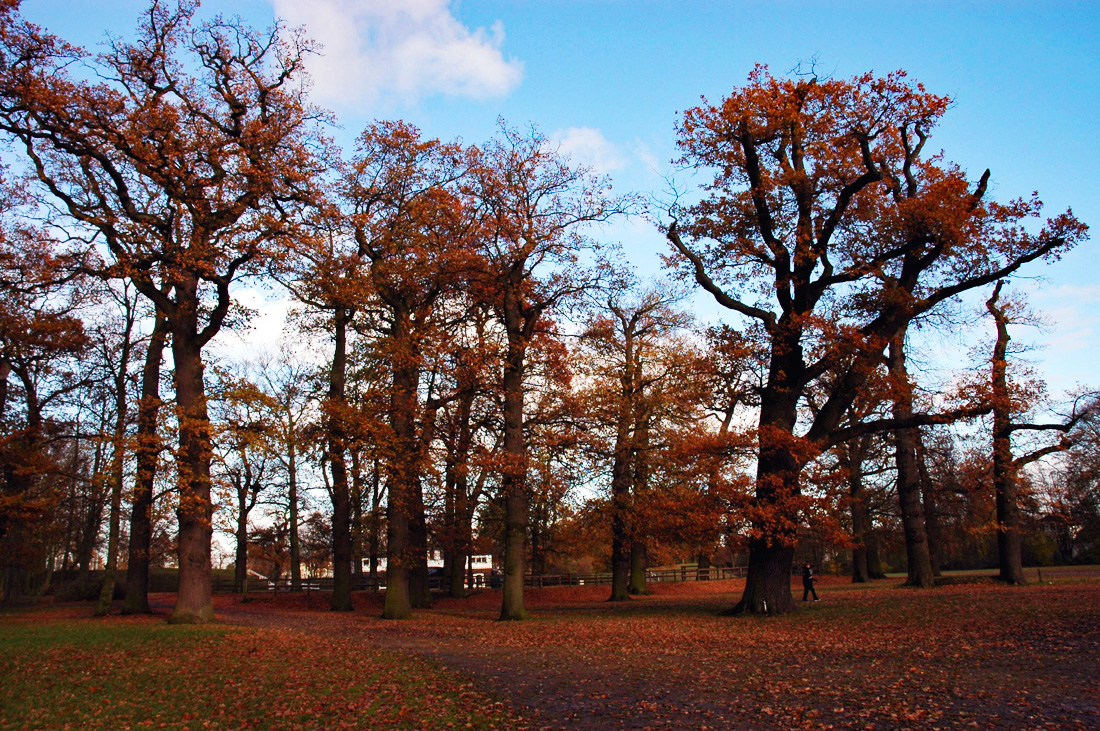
[801, 563, 820, 602]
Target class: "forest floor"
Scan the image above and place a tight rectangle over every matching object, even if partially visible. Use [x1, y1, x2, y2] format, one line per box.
[3, 567, 1099, 730]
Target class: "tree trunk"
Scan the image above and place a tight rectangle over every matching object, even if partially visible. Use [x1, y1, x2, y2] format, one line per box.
[96, 297, 135, 617]
[628, 539, 648, 595]
[608, 420, 634, 602]
[629, 412, 652, 596]
[608, 326, 636, 602]
[76, 436, 106, 583]
[732, 539, 796, 615]
[409, 480, 431, 608]
[499, 331, 529, 621]
[288, 441, 302, 592]
[351, 448, 364, 585]
[989, 290, 1026, 585]
[888, 335, 936, 588]
[368, 459, 382, 591]
[232, 475, 249, 594]
[382, 313, 422, 619]
[917, 432, 943, 577]
[731, 342, 802, 615]
[327, 309, 353, 611]
[844, 437, 872, 583]
[124, 312, 167, 615]
[169, 293, 215, 624]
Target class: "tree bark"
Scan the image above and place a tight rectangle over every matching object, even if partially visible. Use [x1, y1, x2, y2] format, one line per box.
[917, 432, 943, 576]
[327, 308, 354, 611]
[731, 335, 803, 615]
[888, 335, 936, 588]
[499, 328, 529, 621]
[288, 439, 302, 592]
[608, 410, 634, 602]
[233, 479, 249, 594]
[629, 540, 648, 595]
[989, 288, 1026, 584]
[123, 312, 168, 615]
[382, 313, 422, 619]
[169, 286, 215, 624]
[843, 436, 873, 583]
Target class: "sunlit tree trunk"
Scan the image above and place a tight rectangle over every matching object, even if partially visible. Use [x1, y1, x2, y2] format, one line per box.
[170, 283, 216, 624]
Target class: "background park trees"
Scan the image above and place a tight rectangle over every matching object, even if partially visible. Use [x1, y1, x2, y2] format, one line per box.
[0, 1, 1094, 622]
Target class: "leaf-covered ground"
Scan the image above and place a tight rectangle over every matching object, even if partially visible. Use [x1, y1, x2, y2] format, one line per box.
[4, 568, 1098, 730]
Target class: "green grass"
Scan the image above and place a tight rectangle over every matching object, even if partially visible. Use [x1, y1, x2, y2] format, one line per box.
[0, 613, 520, 731]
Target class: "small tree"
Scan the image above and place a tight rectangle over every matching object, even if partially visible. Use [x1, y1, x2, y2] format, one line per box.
[985, 281, 1094, 584]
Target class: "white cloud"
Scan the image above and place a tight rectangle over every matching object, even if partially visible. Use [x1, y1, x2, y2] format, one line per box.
[552, 127, 626, 174]
[271, 0, 523, 109]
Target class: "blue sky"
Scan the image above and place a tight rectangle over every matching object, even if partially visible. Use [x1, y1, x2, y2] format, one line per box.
[20, 0, 1100, 397]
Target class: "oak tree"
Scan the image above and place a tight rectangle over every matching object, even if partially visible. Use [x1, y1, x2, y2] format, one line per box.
[471, 122, 630, 620]
[667, 67, 1087, 614]
[0, 1, 325, 622]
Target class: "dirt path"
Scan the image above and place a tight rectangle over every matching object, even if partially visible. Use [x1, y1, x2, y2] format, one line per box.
[211, 579, 1100, 731]
[216, 599, 742, 730]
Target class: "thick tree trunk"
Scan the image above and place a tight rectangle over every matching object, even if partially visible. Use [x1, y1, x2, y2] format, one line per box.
[608, 327, 637, 602]
[169, 304, 215, 624]
[499, 334, 529, 621]
[733, 539, 796, 615]
[866, 531, 887, 580]
[446, 468, 471, 599]
[888, 336, 936, 588]
[732, 342, 802, 615]
[608, 421, 634, 602]
[381, 314, 424, 619]
[124, 313, 167, 615]
[328, 310, 353, 612]
[629, 414, 651, 596]
[409, 481, 431, 608]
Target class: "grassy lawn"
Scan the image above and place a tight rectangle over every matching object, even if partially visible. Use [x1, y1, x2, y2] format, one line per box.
[0, 608, 520, 730]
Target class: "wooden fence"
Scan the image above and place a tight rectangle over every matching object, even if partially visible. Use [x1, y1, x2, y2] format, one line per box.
[212, 565, 778, 594]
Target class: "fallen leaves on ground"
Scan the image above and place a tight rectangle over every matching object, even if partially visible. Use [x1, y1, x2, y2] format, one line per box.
[4, 567, 1099, 730]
